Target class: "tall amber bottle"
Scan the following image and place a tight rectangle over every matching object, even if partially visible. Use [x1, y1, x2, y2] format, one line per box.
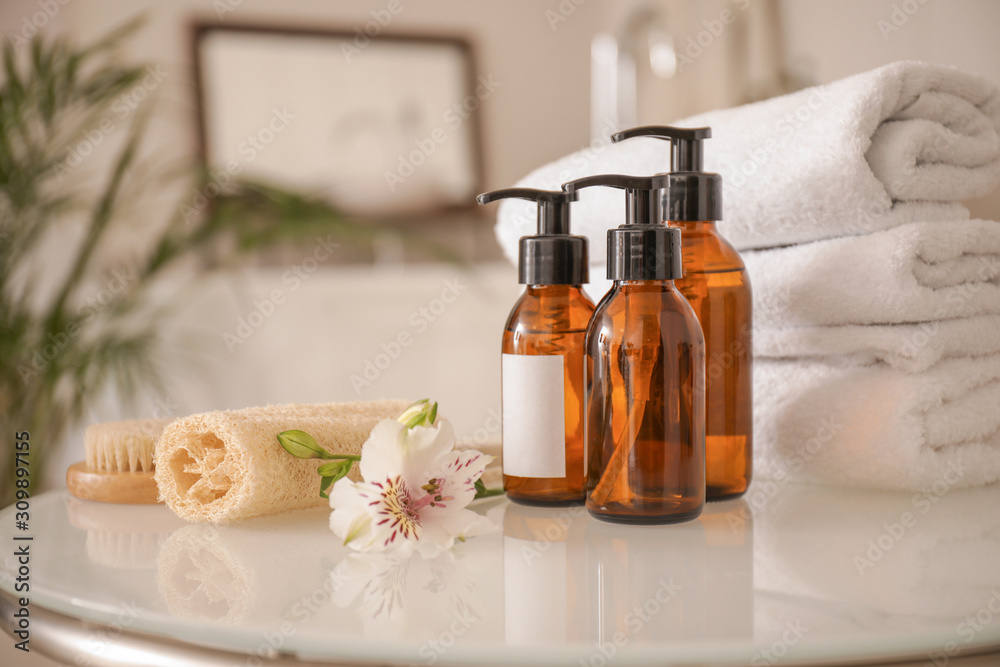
[564, 174, 706, 524]
[478, 188, 595, 505]
[613, 126, 752, 500]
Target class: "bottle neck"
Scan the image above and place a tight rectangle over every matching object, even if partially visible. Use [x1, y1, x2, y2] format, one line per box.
[666, 219, 716, 231]
[612, 279, 677, 291]
[525, 284, 585, 295]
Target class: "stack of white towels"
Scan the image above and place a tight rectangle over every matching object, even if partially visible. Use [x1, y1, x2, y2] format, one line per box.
[494, 61, 1000, 492]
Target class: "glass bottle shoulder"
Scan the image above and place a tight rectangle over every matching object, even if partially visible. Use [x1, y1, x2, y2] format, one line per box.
[504, 285, 595, 335]
[587, 282, 704, 345]
[670, 221, 748, 275]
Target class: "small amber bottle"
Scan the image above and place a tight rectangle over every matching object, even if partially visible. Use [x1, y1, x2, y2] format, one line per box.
[478, 188, 595, 505]
[613, 126, 752, 500]
[564, 174, 705, 524]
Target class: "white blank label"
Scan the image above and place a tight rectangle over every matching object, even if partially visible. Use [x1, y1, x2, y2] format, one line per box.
[502, 353, 566, 478]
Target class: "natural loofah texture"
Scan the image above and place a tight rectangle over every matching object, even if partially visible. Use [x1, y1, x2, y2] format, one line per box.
[154, 400, 410, 523]
[85, 418, 172, 473]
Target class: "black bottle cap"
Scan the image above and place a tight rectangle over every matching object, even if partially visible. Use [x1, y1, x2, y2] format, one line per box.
[612, 125, 723, 222]
[477, 187, 588, 285]
[562, 174, 682, 282]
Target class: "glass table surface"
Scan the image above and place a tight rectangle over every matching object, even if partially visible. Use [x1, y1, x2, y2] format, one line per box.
[2, 482, 999, 666]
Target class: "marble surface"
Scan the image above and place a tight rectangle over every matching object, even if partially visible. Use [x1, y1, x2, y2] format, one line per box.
[2, 483, 999, 666]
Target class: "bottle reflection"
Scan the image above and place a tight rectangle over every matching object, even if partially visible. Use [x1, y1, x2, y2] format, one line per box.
[502, 502, 588, 645]
[582, 497, 754, 647]
[701, 498, 754, 641]
[584, 514, 708, 645]
[502, 496, 754, 649]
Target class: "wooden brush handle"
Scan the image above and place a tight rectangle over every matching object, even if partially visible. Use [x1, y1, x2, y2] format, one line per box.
[66, 462, 161, 504]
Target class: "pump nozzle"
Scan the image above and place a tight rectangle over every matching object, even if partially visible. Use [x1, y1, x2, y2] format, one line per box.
[477, 187, 587, 285]
[611, 125, 721, 222]
[611, 125, 711, 172]
[562, 174, 668, 226]
[561, 173, 680, 282]
[477, 187, 576, 235]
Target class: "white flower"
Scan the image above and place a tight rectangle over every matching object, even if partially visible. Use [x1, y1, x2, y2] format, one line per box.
[329, 414, 494, 556]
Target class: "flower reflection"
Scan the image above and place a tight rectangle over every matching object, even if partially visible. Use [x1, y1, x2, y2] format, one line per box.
[330, 545, 485, 638]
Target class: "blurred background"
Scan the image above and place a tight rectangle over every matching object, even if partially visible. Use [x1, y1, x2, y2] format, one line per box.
[2, 0, 1000, 499]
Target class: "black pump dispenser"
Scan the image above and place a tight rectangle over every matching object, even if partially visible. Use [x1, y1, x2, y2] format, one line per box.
[611, 125, 723, 222]
[477, 187, 588, 285]
[563, 174, 681, 282]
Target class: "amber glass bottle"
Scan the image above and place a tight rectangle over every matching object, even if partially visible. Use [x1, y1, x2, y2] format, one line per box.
[671, 222, 752, 500]
[565, 174, 706, 524]
[613, 125, 753, 500]
[502, 285, 594, 504]
[585, 281, 706, 523]
[478, 187, 595, 505]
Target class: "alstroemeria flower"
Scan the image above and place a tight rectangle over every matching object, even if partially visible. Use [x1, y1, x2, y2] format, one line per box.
[328, 409, 494, 556]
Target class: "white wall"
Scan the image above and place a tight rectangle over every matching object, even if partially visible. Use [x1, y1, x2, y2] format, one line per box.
[60, 0, 609, 194]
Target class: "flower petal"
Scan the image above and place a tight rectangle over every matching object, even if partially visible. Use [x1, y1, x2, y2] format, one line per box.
[398, 419, 456, 488]
[415, 508, 496, 558]
[425, 449, 492, 510]
[329, 476, 420, 553]
[328, 478, 374, 547]
[358, 420, 407, 482]
[359, 418, 457, 489]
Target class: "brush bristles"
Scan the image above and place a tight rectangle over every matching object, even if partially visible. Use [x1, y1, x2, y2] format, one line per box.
[86, 531, 161, 569]
[85, 419, 172, 473]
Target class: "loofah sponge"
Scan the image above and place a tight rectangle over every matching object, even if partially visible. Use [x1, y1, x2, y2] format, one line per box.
[154, 400, 410, 523]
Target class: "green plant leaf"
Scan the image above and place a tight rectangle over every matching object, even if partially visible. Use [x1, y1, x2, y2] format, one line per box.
[397, 399, 439, 429]
[277, 430, 333, 460]
[474, 478, 504, 500]
[396, 399, 429, 425]
[319, 474, 336, 500]
[317, 459, 354, 479]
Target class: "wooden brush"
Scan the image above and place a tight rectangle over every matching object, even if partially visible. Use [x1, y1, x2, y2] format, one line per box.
[67, 418, 172, 504]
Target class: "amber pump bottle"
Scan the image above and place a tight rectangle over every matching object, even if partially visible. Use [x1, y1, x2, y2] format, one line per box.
[563, 174, 705, 524]
[477, 188, 595, 505]
[613, 126, 753, 500]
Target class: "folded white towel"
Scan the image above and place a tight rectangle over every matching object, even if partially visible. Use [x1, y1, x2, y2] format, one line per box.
[746, 219, 1000, 327]
[755, 356, 1000, 491]
[495, 61, 1000, 258]
[756, 315, 1000, 373]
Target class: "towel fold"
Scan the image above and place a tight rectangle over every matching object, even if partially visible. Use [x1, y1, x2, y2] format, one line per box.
[756, 315, 1000, 373]
[495, 61, 1000, 259]
[746, 219, 1000, 327]
[754, 356, 1000, 491]
[154, 400, 410, 523]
